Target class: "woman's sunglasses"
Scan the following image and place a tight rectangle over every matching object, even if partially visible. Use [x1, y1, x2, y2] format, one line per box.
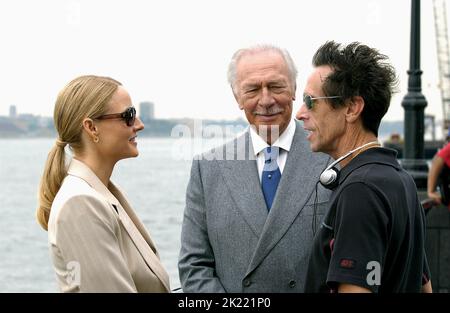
[95, 107, 136, 126]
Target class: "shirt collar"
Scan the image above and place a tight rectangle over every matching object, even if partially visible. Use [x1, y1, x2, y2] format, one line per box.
[249, 118, 296, 156]
[338, 147, 400, 186]
[67, 158, 119, 206]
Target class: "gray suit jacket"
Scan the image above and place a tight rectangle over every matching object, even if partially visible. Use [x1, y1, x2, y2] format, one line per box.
[178, 121, 332, 292]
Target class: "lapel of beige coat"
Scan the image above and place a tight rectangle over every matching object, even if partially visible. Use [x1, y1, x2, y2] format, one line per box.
[67, 159, 170, 292]
[108, 183, 170, 292]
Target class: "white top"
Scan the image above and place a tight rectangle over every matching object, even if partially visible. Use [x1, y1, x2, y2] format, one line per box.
[249, 119, 296, 182]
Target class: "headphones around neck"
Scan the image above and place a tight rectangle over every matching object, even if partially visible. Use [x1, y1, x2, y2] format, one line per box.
[319, 141, 379, 189]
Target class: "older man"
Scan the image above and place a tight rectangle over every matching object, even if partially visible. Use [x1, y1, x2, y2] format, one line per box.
[297, 41, 432, 293]
[178, 45, 331, 292]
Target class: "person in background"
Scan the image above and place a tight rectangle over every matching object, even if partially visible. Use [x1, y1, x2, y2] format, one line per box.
[178, 44, 331, 292]
[427, 129, 450, 206]
[36, 75, 170, 292]
[297, 41, 432, 293]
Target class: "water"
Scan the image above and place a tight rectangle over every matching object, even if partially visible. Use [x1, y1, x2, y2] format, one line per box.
[0, 137, 225, 292]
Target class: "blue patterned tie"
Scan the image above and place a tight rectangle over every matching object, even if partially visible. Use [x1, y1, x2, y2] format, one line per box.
[261, 146, 281, 211]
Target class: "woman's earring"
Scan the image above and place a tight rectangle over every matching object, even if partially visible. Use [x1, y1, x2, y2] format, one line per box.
[94, 136, 99, 143]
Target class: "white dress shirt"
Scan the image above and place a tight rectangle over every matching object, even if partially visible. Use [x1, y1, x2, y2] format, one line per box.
[249, 119, 296, 182]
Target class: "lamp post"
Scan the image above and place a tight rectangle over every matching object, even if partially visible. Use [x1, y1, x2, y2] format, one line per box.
[401, 0, 428, 189]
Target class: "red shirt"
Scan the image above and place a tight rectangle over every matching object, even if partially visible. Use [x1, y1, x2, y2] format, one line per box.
[437, 143, 450, 167]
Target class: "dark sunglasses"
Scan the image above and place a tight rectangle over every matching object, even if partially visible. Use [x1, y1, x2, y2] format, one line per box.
[303, 94, 341, 110]
[95, 107, 136, 126]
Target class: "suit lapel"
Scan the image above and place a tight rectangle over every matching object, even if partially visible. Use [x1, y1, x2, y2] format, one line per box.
[217, 132, 268, 238]
[246, 121, 331, 275]
[109, 184, 171, 292]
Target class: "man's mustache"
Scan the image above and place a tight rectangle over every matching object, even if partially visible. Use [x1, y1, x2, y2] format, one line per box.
[253, 108, 284, 115]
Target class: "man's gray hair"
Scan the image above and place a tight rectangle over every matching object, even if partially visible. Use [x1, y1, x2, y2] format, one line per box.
[227, 44, 298, 95]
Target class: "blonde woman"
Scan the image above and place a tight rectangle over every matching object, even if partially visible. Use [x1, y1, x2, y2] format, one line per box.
[37, 75, 170, 293]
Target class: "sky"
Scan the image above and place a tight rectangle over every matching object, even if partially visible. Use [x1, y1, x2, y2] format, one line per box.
[0, 0, 447, 123]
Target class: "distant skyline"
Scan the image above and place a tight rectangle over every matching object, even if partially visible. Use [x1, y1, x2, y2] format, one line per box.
[0, 0, 448, 122]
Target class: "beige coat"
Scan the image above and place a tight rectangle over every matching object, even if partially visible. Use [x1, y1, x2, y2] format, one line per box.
[48, 159, 170, 292]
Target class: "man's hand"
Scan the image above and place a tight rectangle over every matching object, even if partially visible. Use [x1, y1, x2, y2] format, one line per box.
[338, 283, 372, 293]
[422, 280, 432, 293]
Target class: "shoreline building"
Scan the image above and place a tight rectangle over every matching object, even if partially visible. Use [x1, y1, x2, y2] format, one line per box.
[9, 105, 17, 118]
[139, 101, 154, 123]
